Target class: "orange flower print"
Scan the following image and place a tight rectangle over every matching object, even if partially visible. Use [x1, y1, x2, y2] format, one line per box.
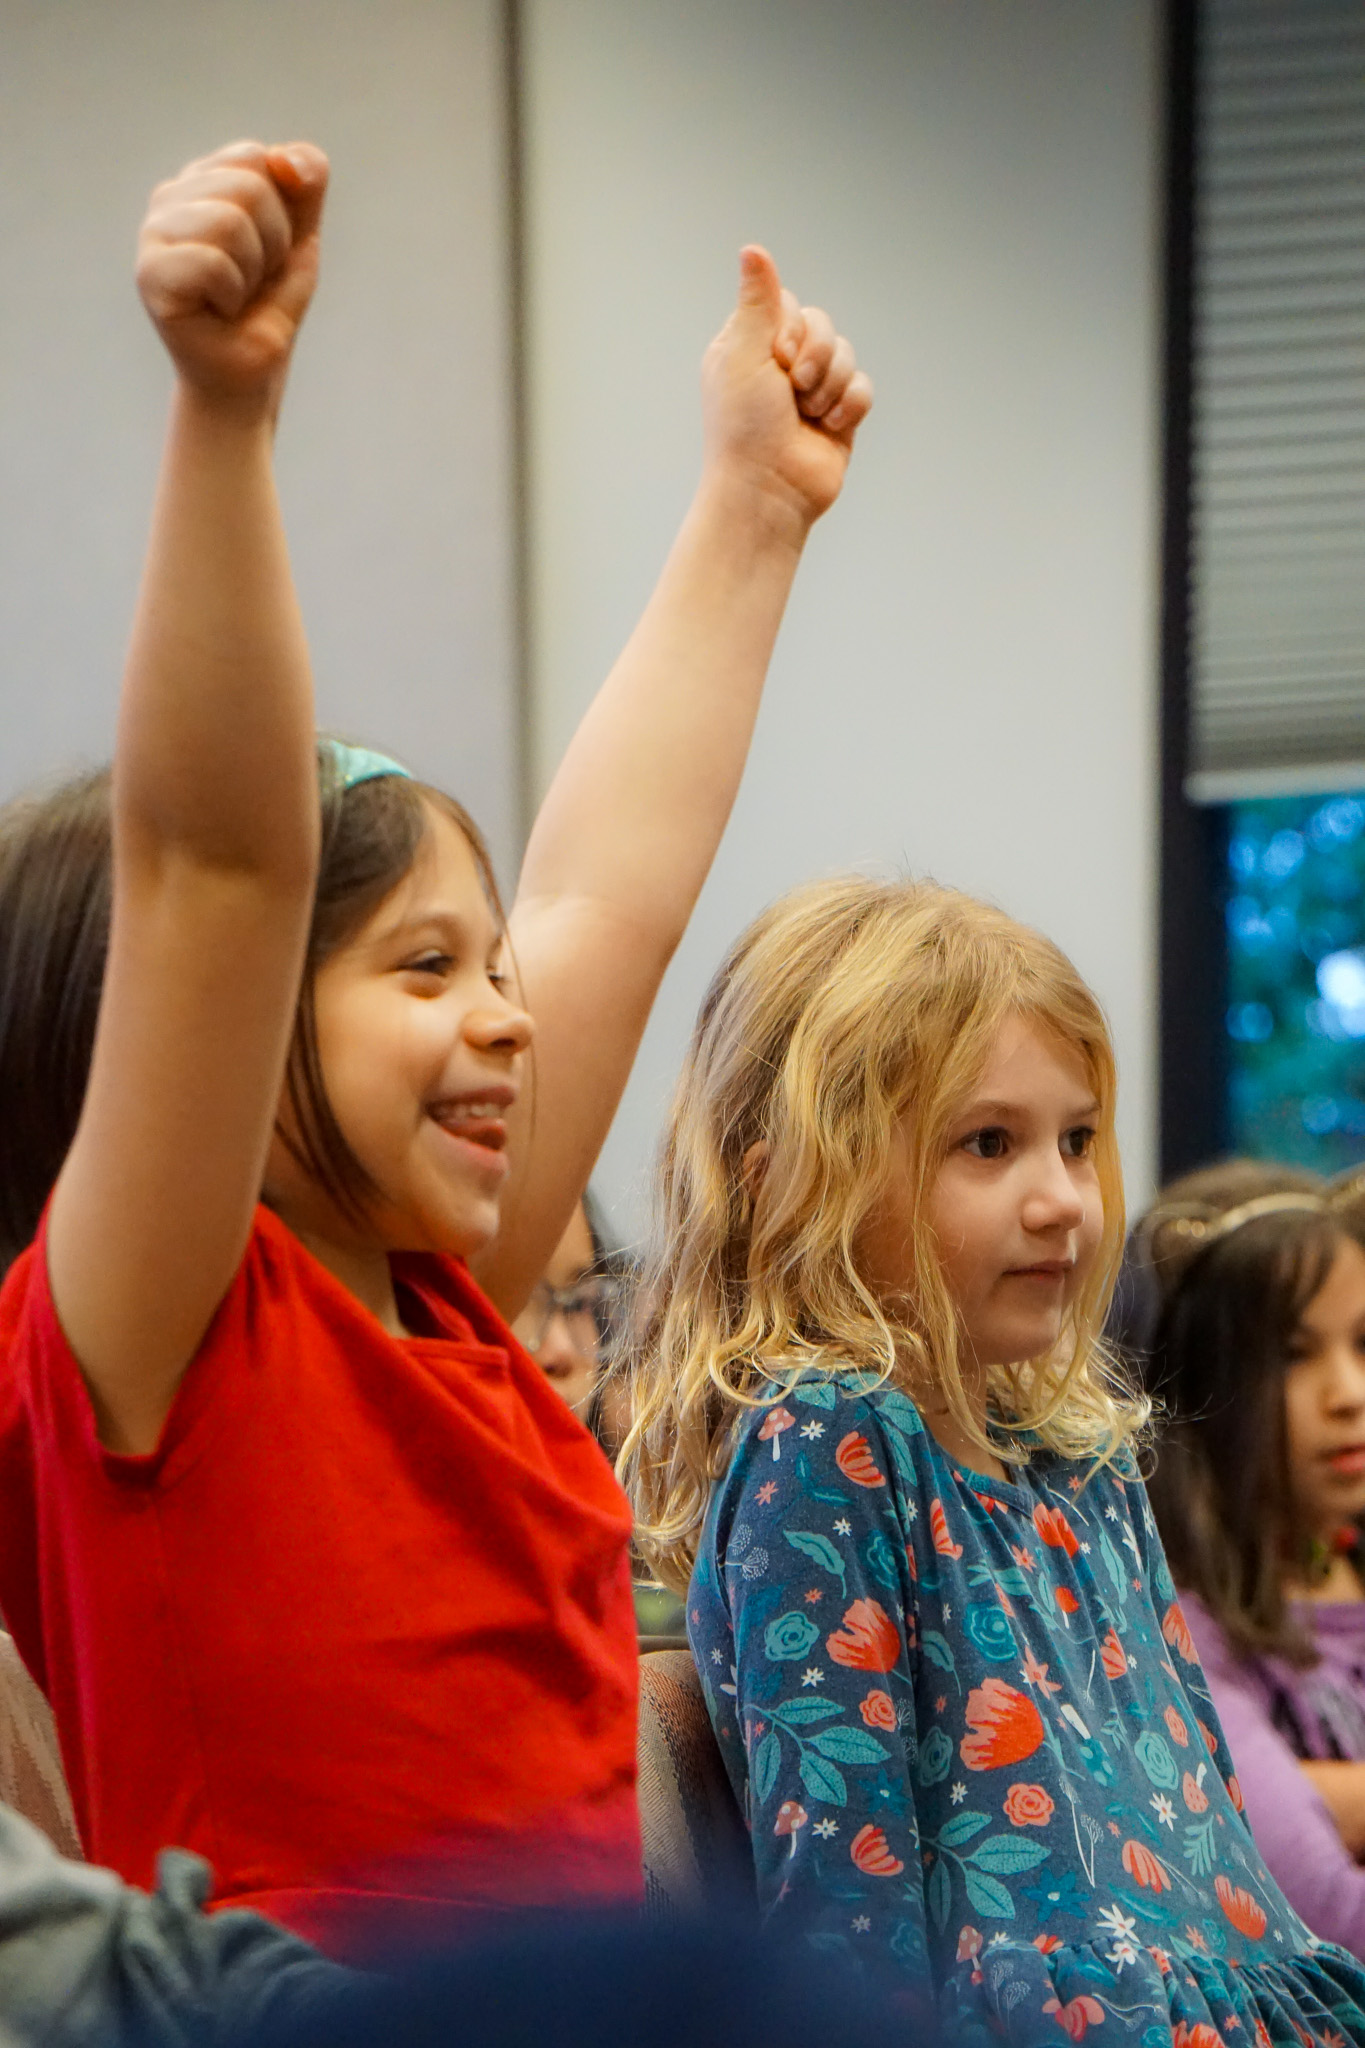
[1121, 1838, 1171, 1891]
[827, 1598, 900, 1671]
[1215, 1874, 1268, 1940]
[1003, 1782, 1054, 1827]
[859, 1687, 897, 1731]
[1011, 1544, 1037, 1572]
[1055, 1586, 1080, 1617]
[1229, 1775, 1245, 1813]
[960, 1678, 1045, 1771]
[1182, 1769, 1209, 1814]
[1161, 1601, 1198, 1664]
[1043, 1995, 1105, 2040]
[850, 1823, 904, 1876]
[1164, 1705, 1189, 1747]
[834, 1431, 886, 1488]
[930, 1498, 964, 1558]
[1032, 1503, 1079, 1556]
[1100, 1627, 1128, 1679]
[1173, 2025, 1223, 2048]
[1033, 1933, 1063, 1955]
[1254, 2024, 1273, 2048]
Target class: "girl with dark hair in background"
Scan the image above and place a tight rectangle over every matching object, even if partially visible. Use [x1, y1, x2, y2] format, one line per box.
[1141, 1162, 1365, 1957]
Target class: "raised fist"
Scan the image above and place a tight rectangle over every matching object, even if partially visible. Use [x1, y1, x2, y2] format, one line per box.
[135, 140, 329, 408]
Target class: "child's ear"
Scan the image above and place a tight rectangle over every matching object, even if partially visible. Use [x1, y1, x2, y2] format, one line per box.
[740, 1141, 770, 1204]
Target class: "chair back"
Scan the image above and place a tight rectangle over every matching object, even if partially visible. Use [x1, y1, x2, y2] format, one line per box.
[0, 1633, 80, 1859]
[636, 1648, 753, 1921]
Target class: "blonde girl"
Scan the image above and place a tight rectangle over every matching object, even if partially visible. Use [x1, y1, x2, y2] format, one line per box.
[623, 877, 1365, 2046]
[0, 140, 871, 1960]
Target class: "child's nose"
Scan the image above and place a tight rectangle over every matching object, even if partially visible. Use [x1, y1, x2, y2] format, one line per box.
[466, 996, 535, 1054]
[1024, 1155, 1086, 1231]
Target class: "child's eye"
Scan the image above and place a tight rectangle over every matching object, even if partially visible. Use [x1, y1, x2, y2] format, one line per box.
[1062, 1125, 1097, 1159]
[404, 952, 453, 978]
[962, 1127, 1009, 1160]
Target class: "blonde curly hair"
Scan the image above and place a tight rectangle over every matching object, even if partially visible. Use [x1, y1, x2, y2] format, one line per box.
[618, 875, 1146, 1594]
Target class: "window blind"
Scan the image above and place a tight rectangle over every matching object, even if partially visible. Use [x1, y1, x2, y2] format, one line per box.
[1186, 0, 1365, 803]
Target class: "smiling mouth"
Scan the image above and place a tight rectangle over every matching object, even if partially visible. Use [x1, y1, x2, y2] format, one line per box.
[428, 1101, 510, 1152]
[1324, 1446, 1365, 1477]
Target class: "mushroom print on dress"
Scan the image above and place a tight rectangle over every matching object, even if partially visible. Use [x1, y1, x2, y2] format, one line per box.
[688, 1373, 1365, 2047]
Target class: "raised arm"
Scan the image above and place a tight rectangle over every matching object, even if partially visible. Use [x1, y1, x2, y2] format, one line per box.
[475, 249, 871, 1316]
[46, 142, 328, 1454]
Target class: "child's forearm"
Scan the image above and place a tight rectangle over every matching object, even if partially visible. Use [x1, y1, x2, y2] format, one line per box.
[115, 383, 317, 886]
[516, 468, 805, 956]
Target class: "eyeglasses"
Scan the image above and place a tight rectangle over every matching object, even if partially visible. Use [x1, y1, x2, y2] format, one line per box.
[518, 1274, 620, 1356]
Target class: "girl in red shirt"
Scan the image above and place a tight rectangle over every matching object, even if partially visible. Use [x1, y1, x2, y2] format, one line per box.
[0, 140, 871, 1960]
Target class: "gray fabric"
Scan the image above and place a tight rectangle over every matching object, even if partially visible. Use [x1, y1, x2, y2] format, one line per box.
[0, 1805, 350, 2046]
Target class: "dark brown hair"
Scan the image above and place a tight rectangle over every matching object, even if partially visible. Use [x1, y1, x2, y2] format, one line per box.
[1141, 1160, 1363, 1666]
[0, 749, 502, 1275]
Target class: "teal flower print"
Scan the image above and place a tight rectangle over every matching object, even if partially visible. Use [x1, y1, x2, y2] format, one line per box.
[1134, 1730, 1179, 1790]
[963, 1601, 1016, 1662]
[765, 1610, 821, 1661]
[1020, 1867, 1088, 1924]
[919, 1726, 954, 1785]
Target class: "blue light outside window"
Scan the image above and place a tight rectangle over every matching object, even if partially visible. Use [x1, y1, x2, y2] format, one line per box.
[1227, 792, 1365, 1172]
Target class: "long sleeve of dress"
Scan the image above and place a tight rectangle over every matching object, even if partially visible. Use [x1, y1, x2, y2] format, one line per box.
[1184, 1599, 1365, 1961]
[687, 1386, 932, 1998]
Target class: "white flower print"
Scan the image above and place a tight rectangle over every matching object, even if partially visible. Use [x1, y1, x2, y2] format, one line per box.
[1151, 1794, 1176, 1829]
[1108, 1939, 1139, 1972]
[801, 1666, 826, 1688]
[852, 1916, 871, 1934]
[814, 1818, 839, 1840]
[906, 1500, 918, 1520]
[1096, 1906, 1137, 1942]
[943, 1602, 952, 1621]
[1080, 1542, 1092, 1555]
[988, 1933, 1010, 1949]
[834, 1518, 852, 1536]
[1105, 1506, 1119, 1522]
[950, 1782, 967, 1805]
[710, 1648, 723, 1664]
[800, 1421, 825, 1440]
[741, 1547, 769, 1579]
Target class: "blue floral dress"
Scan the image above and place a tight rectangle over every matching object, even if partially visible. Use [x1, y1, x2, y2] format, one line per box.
[688, 1371, 1365, 2046]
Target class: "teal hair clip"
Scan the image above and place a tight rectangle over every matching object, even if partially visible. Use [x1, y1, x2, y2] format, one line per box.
[321, 738, 413, 791]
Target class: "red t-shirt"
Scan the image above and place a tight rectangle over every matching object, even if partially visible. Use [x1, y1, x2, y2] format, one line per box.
[0, 1206, 641, 1960]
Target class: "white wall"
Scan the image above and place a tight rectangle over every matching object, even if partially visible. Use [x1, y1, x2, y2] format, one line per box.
[521, 0, 1164, 1238]
[0, 0, 521, 882]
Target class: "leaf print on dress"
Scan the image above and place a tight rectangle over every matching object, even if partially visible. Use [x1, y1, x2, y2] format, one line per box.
[826, 1598, 899, 1671]
[960, 1679, 1045, 1771]
[834, 1431, 886, 1488]
[1100, 1627, 1128, 1679]
[784, 1528, 848, 1593]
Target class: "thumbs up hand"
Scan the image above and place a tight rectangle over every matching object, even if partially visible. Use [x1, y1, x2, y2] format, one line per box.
[700, 246, 872, 533]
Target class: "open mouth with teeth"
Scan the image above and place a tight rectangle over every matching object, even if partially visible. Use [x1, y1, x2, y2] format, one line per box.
[428, 1102, 509, 1152]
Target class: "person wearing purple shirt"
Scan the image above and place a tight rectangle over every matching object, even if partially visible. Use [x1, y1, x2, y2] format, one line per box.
[1135, 1161, 1365, 1958]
